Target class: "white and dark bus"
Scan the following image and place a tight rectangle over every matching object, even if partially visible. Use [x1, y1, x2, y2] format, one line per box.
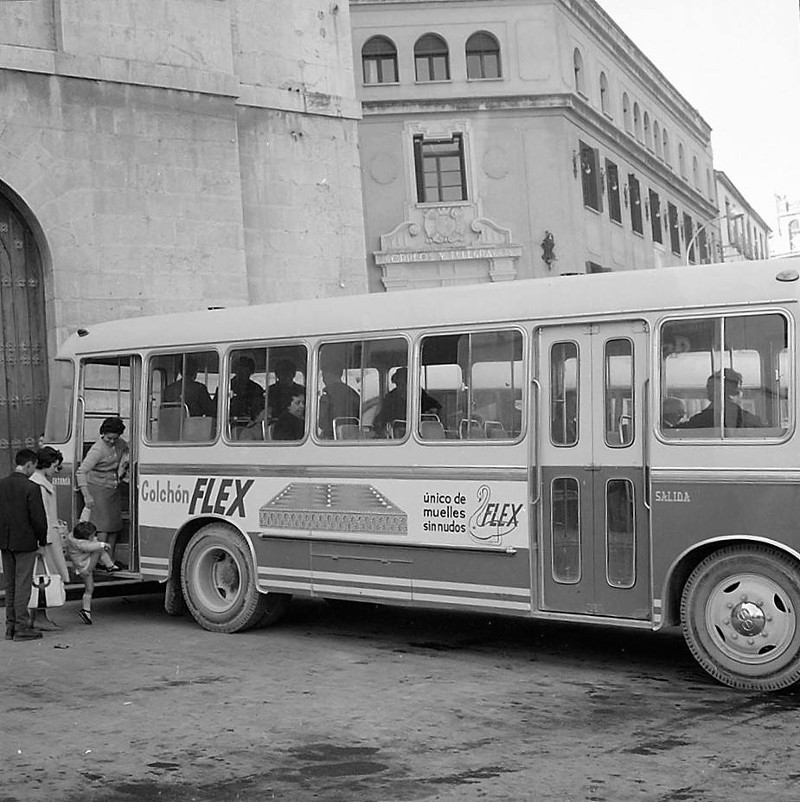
[44, 258, 800, 691]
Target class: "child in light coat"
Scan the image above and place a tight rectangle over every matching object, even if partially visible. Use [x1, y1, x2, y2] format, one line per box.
[65, 520, 118, 624]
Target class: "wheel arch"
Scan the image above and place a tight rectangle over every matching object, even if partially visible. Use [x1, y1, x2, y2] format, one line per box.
[661, 535, 800, 627]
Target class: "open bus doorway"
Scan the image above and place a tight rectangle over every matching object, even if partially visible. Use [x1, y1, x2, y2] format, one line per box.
[75, 355, 140, 575]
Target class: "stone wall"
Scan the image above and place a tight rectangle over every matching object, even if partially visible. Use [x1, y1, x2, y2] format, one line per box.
[0, 0, 367, 349]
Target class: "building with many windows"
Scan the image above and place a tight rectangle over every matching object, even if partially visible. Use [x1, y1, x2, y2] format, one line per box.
[714, 171, 770, 263]
[351, 0, 723, 291]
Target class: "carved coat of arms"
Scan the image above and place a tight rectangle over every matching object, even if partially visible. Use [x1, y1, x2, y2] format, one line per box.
[423, 207, 466, 244]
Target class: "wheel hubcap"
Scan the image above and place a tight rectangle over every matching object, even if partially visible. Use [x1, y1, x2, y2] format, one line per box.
[194, 547, 242, 613]
[706, 573, 796, 666]
[729, 600, 766, 637]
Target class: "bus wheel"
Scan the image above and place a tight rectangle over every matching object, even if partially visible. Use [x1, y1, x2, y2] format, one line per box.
[181, 524, 287, 633]
[681, 545, 800, 691]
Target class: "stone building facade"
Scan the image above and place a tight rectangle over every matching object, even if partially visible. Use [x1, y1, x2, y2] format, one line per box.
[351, 0, 720, 291]
[0, 0, 366, 467]
[714, 171, 770, 263]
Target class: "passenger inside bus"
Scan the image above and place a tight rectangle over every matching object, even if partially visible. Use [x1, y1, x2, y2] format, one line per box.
[372, 367, 441, 438]
[271, 391, 306, 441]
[681, 369, 764, 429]
[229, 355, 265, 432]
[163, 358, 216, 417]
[318, 366, 360, 439]
[661, 396, 686, 429]
[267, 359, 306, 420]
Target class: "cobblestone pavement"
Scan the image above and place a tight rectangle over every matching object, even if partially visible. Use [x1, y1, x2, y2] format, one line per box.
[2, 593, 798, 801]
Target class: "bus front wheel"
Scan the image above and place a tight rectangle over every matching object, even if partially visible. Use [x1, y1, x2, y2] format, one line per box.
[681, 545, 800, 691]
[181, 524, 289, 633]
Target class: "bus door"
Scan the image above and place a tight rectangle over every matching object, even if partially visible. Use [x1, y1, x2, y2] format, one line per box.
[76, 355, 140, 573]
[537, 321, 651, 619]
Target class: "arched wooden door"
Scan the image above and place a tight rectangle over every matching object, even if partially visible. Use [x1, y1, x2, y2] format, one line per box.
[0, 195, 47, 475]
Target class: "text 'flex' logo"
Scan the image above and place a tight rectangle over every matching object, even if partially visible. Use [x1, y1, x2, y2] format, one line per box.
[188, 478, 253, 518]
[468, 485, 522, 544]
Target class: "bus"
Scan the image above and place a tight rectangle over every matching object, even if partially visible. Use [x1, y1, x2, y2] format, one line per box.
[44, 258, 800, 692]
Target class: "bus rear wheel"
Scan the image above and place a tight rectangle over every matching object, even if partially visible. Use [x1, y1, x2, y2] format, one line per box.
[681, 545, 800, 691]
[181, 524, 289, 633]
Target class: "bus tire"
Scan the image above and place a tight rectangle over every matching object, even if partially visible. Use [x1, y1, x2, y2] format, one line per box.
[680, 545, 800, 691]
[164, 574, 185, 617]
[181, 523, 284, 633]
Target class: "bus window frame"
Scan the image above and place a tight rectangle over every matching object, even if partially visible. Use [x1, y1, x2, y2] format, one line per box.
[44, 358, 76, 444]
[313, 332, 412, 446]
[144, 347, 222, 447]
[415, 324, 527, 446]
[79, 355, 135, 445]
[654, 307, 795, 446]
[223, 338, 312, 447]
[548, 338, 579, 448]
[603, 336, 635, 450]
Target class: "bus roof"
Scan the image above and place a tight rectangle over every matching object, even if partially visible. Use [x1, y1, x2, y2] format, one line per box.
[56, 259, 800, 358]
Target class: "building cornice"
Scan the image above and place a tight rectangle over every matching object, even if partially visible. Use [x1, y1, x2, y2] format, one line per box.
[363, 92, 717, 216]
[0, 44, 361, 120]
[562, 0, 712, 142]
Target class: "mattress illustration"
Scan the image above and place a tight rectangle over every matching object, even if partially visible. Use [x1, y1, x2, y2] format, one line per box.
[258, 482, 408, 535]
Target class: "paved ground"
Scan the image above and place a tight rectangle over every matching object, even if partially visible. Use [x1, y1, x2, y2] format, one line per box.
[2, 591, 799, 802]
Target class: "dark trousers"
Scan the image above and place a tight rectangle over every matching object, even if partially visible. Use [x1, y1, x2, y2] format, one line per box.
[1, 549, 37, 632]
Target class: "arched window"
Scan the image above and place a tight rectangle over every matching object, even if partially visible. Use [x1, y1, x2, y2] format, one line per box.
[662, 129, 671, 166]
[653, 120, 661, 159]
[633, 102, 642, 141]
[678, 143, 686, 178]
[643, 112, 652, 149]
[415, 34, 450, 82]
[573, 48, 585, 94]
[692, 156, 699, 188]
[599, 72, 609, 115]
[706, 167, 713, 199]
[362, 36, 398, 84]
[622, 93, 631, 133]
[466, 31, 501, 79]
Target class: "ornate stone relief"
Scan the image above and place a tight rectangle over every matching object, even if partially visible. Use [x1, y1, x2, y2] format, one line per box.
[374, 204, 522, 291]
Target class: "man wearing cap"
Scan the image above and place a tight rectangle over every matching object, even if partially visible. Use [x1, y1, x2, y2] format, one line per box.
[682, 368, 763, 429]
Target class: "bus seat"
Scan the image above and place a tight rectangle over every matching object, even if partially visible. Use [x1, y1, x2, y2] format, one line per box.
[183, 416, 214, 442]
[420, 418, 445, 440]
[485, 420, 507, 439]
[236, 420, 264, 441]
[157, 403, 187, 441]
[334, 417, 361, 440]
[459, 418, 485, 439]
[391, 419, 407, 439]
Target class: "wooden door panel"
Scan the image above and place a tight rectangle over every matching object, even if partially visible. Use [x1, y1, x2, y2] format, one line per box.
[0, 196, 47, 474]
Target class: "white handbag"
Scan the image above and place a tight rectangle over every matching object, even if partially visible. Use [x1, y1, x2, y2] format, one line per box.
[29, 554, 67, 608]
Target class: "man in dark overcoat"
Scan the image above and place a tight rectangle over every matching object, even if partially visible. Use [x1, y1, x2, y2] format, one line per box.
[0, 448, 48, 641]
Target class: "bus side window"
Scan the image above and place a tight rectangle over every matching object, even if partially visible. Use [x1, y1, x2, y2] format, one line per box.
[660, 314, 790, 440]
[604, 338, 634, 447]
[317, 338, 407, 441]
[551, 342, 578, 446]
[419, 329, 523, 441]
[148, 351, 218, 443]
[225, 344, 309, 443]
